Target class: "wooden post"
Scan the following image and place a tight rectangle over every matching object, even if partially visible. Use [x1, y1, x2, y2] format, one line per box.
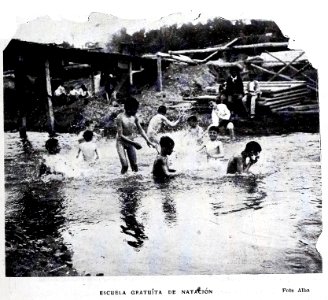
[156, 54, 162, 92]
[129, 61, 133, 86]
[90, 71, 95, 96]
[45, 59, 55, 134]
[15, 56, 27, 139]
[19, 117, 27, 139]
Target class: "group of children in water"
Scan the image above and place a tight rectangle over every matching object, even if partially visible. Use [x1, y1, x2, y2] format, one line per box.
[42, 96, 262, 180]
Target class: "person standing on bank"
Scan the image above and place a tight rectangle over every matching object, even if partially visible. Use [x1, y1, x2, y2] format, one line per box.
[242, 73, 261, 119]
[224, 68, 245, 117]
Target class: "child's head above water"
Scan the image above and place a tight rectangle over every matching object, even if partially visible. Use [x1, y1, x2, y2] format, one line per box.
[124, 96, 140, 116]
[83, 130, 94, 142]
[45, 138, 61, 154]
[158, 105, 167, 115]
[85, 120, 95, 130]
[208, 125, 219, 141]
[187, 115, 198, 128]
[160, 136, 175, 155]
[244, 141, 262, 162]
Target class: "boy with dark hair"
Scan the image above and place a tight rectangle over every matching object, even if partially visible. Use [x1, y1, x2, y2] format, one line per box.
[227, 141, 262, 174]
[39, 138, 63, 177]
[147, 105, 181, 146]
[198, 126, 224, 160]
[185, 115, 204, 145]
[45, 138, 61, 155]
[152, 136, 177, 179]
[77, 120, 101, 143]
[76, 130, 99, 162]
[224, 68, 245, 116]
[116, 97, 155, 174]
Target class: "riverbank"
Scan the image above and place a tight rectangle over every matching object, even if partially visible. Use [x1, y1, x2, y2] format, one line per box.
[4, 64, 320, 136]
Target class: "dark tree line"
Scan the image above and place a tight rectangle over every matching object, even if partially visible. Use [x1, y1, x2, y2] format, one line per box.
[106, 18, 287, 55]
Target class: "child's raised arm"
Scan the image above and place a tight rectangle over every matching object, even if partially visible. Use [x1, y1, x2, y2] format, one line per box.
[162, 115, 181, 127]
[95, 148, 99, 160]
[197, 144, 206, 153]
[135, 117, 156, 148]
[76, 148, 81, 159]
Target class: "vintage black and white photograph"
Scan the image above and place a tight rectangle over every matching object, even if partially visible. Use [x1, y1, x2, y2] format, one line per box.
[1, 1, 327, 298]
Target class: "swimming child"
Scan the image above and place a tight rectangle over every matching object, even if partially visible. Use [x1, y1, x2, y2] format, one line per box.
[147, 105, 181, 147]
[210, 98, 235, 140]
[185, 115, 204, 145]
[226, 141, 262, 174]
[116, 96, 156, 174]
[152, 136, 177, 179]
[76, 130, 99, 162]
[77, 120, 101, 143]
[198, 125, 224, 160]
[39, 138, 64, 177]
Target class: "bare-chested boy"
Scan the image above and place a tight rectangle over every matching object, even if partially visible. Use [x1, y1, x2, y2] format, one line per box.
[198, 125, 224, 161]
[116, 97, 155, 174]
[147, 105, 181, 147]
[152, 136, 177, 180]
[227, 141, 262, 174]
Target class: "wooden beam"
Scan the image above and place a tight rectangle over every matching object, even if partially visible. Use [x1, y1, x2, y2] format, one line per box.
[250, 63, 318, 92]
[45, 59, 55, 134]
[250, 63, 294, 81]
[169, 41, 288, 55]
[264, 51, 316, 85]
[268, 52, 305, 81]
[156, 54, 162, 92]
[233, 42, 288, 49]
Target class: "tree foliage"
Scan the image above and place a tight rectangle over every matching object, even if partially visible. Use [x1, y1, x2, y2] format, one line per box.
[105, 18, 287, 54]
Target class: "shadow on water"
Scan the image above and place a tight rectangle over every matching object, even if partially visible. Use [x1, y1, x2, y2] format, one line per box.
[156, 181, 177, 226]
[212, 175, 267, 216]
[5, 138, 77, 276]
[118, 184, 148, 250]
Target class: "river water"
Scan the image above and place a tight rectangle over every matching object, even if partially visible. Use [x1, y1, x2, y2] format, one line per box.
[4, 131, 322, 275]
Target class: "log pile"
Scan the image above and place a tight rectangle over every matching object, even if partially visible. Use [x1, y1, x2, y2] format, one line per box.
[246, 81, 315, 113]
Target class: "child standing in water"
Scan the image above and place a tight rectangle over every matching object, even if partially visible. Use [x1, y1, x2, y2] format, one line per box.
[185, 115, 204, 145]
[198, 126, 224, 161]
[116, 97, 155, 174]
[147, 105, 181, 147]
[227, 141, 262, 174]
[76, 130, 99, 162]
[152, 136, 177, 180]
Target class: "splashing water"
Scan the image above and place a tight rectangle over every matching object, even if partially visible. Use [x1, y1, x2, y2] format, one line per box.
[4, 131, 322, 275]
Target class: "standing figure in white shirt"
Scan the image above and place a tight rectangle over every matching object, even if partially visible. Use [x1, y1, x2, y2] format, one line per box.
[210, 99, 235, 140]
[242, 74, 261, 119]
